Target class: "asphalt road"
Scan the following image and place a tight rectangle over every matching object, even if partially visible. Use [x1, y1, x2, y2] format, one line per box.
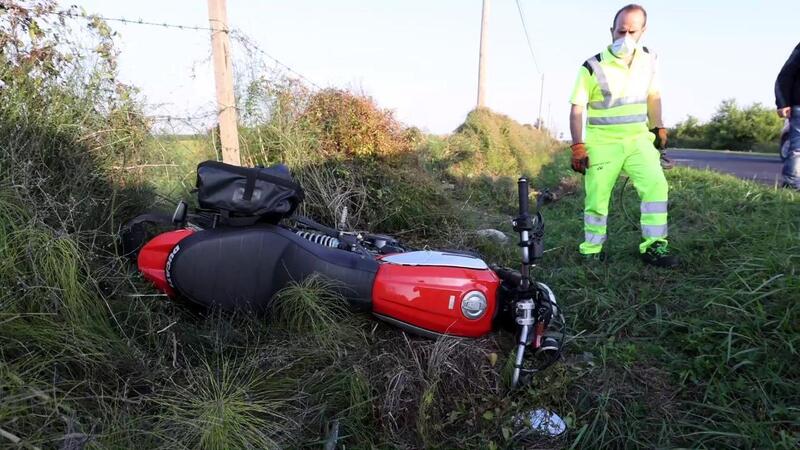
[665, 148, 784, 186]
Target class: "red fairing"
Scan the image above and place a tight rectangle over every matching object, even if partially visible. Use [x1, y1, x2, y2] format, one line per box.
[137, 229, 194, 297]
[372, 259, 500, 338]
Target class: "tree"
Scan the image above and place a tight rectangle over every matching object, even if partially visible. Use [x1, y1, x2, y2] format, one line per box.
[670, 99, 784, 152]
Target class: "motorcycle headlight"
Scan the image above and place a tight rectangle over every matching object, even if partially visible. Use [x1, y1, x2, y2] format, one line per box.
[461, 290, 488, 320]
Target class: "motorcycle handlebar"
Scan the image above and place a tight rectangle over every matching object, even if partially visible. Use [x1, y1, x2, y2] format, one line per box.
[518, 177, 529, 217]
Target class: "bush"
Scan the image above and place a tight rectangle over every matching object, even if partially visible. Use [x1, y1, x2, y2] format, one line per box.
[417, 108, 562, 209]
[446, 108, 558, 178]
[0, 1, 151, 232]
[670, 99, 784, 152]
[302, 88, 412, 158]
[234, 81, 455, 236]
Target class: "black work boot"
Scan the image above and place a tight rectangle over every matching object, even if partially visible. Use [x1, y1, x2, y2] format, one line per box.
[580, 251, 607, 264]
[641, 241, 679, 268]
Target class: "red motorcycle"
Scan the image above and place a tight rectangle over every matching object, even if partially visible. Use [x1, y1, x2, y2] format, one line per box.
[123, 161, 564, 388]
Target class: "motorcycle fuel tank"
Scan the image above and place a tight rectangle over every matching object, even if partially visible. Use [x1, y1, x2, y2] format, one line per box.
[372, 251, 500, 338]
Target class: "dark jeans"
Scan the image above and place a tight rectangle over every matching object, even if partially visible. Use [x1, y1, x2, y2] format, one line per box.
[783, 106, 800, 189]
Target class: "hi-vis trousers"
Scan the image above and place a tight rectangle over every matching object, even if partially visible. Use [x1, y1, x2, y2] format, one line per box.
[580, 133, 669, 255]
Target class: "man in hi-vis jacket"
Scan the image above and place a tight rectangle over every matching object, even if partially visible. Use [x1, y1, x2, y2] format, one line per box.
[568, 3, 678, 268]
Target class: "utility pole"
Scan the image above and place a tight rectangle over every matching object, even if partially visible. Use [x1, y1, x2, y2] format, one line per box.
[208, 0, 240, 165]
[476, 0, 490, 108]
[537, 73, 544, 129]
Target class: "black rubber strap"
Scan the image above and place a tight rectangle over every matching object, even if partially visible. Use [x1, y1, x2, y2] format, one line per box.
[198, 160, 304, 196]
[244, 171, 256, 201]
[218, 210, 260, 227]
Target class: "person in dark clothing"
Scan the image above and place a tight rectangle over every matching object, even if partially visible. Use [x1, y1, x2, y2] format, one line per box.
[775, 42, 800, 190]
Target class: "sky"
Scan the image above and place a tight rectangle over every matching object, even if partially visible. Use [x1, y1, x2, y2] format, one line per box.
[64, 0, 799, 137]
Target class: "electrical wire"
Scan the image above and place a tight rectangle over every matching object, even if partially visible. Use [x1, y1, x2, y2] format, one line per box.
[514, 0, 542, 74]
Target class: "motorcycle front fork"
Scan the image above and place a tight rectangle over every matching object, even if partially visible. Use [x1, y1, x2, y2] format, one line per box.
[511, 298, 542, 388]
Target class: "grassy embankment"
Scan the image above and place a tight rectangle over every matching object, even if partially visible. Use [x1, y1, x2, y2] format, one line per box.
[5, 91, 799, 448]
[2, 6, 798, 448]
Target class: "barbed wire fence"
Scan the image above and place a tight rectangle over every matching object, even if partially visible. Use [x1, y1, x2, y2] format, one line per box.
[16, 4, 332, 201]
[43, 5, 324, 137]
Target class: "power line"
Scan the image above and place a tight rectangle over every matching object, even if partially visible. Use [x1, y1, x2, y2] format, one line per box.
[514, 0, 542, 74]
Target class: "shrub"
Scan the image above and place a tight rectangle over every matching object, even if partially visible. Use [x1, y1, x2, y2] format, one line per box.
[301, 88, 412, 158]
[669, 99, 784, 152]
[416, 108, 561, 209]
[444, 108, 558, 178]
[234, 80, 455, 235]
[0, 0, 151, 233]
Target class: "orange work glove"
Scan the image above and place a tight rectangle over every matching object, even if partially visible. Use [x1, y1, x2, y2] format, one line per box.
[650, 127, 668, 150]
[570, 143, 589, 174]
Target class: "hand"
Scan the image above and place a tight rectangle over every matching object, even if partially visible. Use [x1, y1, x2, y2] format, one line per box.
[660, 154, 675, 170]
[777, 107, 792, 118]
[650, 127, 668, 150]
[571, 143, 589, 174]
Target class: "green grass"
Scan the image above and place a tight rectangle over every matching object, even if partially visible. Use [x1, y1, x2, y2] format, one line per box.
[1, 27, 797, 446]
[152, 351, 297, 450]
[5, 133, 798, 449]
[527, 163, 800, 449]
[136, 135, 218, 202]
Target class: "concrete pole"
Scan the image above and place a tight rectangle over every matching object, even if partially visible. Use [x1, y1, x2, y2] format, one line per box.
[477, 0, 490, 108]
[537, 73, 545, 129]
[208, 0, 240, 165]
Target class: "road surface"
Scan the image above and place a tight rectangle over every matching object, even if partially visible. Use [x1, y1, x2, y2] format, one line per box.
[665, 149, 783, 186]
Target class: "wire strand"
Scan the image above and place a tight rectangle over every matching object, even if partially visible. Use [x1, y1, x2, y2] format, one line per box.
[47, 7, 324, 90]
[230, 30, 323, 91]
[515, 0, 542, 74]
[53, 9, 223, 33]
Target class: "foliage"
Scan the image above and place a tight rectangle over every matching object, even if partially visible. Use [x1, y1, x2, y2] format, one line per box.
[2, 4, 798, 449]
[232, 78, 457, 237]
[0, 0, 151, 233]
[439, 108, 557, 178]
[416, 107, 561, 210]
[670, 99, 785, 152]
[302, 88, 413, 158]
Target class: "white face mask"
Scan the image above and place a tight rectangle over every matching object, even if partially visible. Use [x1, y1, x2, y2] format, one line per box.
[611, 35, 639, 57]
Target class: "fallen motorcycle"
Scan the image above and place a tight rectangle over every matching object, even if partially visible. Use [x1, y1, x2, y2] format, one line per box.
[122, 160, 564, 388]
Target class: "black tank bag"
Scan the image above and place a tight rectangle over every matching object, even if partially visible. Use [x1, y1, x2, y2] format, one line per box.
[196, 160, 304, 226]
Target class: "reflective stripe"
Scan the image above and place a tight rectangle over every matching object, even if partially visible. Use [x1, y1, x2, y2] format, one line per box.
[642, 224, 668, 238]
[586, 57, 611, 99]
[584, 231, 606, 245]
[640, 201, 668, 214]
[588, 114, 648, 126]
[589, 96, 648, 110]
[584, 214, 607, 226]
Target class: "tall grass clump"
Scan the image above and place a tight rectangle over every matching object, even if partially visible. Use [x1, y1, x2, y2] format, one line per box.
[419, 108, 562, 210]
[269, 274, 355, 346]
[153, 352, 298, 450]
[0, 4, 152, 234]
[0, 2, 150, 447]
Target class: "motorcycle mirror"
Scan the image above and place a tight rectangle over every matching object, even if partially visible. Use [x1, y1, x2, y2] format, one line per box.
[172, 201, 188, 228]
